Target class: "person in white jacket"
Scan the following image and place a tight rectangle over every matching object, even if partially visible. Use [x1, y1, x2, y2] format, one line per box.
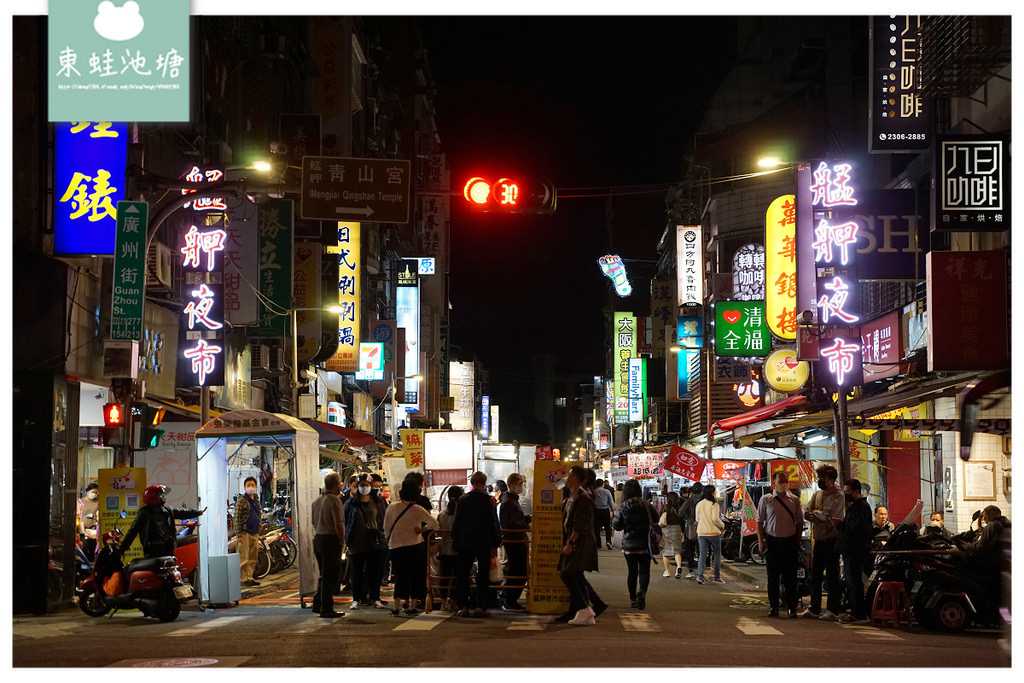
[694, 485, 725, 584]
[384, 480, 439, 616]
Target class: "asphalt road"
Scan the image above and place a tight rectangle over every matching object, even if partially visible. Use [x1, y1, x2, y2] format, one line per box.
[11, 551, 1011, 670]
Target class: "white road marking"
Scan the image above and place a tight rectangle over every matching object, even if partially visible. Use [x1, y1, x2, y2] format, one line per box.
[392, 611, 451, 631]
[281, 618, 334, 634]
[507, 616, 548, 630]
[735, 616, 784, 635]
[167, 615, 249, 637]
[845, 624, 904, 640]
[619, 612, 661, 632]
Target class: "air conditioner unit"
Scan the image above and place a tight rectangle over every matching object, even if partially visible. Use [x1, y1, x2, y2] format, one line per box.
[268, 347, 285, 372]
[251, 344, 271, 371]
[146, 241, 173, 288]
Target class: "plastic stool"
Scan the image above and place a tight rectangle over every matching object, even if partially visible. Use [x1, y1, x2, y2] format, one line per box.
[871, 581, 912, 627]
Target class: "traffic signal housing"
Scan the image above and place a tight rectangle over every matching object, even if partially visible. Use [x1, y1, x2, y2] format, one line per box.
[102, 402, 125, 446]
[462, 177, 557, 214]
[138, 404, 166, 450]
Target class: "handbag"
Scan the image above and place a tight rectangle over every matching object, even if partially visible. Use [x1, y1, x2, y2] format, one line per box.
[488, 555, 504, 583]
[645, 503, 665, 557]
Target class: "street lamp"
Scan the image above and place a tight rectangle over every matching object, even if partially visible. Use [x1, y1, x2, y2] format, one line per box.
[289, 305, 342, 418]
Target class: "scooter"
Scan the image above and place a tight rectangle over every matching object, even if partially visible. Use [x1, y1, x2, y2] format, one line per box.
[77, 529, 192, 622]
[175, 518, 200, 584]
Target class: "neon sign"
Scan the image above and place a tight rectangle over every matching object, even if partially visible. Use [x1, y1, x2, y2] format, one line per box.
[181, 166, 227, 211]
[765, 195, 797, 339]
[820, 337, 861, 387]
[178, 224, 225, 387]
[598, 255, 633, 297]
[810, 162, 858, 208]
[732, 243, 765, 301]
[714, 301, 770, 358]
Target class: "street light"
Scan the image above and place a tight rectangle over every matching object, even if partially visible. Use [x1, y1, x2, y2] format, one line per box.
[289, 305, 341, 418]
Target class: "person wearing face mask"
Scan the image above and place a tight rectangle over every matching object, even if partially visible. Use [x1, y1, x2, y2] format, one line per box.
[836, 478, 873, 624]
[234, 476, 263, 587]
[78, 482, 101, 560]
[343, 475, 390, 610]
[800, 464, 845, 620]
[498, 472, 531, 611]
[756, 470, 804, 617]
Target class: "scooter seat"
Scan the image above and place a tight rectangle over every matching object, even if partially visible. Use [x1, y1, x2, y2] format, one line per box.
[127, 556, 174, 572]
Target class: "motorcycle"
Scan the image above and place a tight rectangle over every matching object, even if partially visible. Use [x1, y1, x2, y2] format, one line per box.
[721, 514, 765, 565]
[76, 529, 192, 622]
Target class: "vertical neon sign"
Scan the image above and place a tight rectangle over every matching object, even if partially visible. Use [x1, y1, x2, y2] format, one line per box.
[178, 224, 227, 387]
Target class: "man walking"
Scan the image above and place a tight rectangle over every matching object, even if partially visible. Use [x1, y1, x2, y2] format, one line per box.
[801, 464, 845, 620]
[234, 476, 262, 587]
[756, 470, 804, 617]
[311, 472, 346, 619]
[451, 471, 502, 618]
[592, 478, 616, 550]
[837, 478, 873, 624]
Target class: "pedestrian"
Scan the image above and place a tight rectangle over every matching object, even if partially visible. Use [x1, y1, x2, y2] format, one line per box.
[611, 478, 659, 608]
[800, 464, 845, 620]
[403, 471, 434, 512]
[872, 505, 895, 542]
[756, 469, 804, 617]
[579, 468, 610, 613]
[555, 465, 602, 625]
[659, 491, 685, 579]
[384, 480, 439, 616]
[451, 471, 502, 618]
[341, 474, 360, 502]
[435, 485, 464, 611]
[233, 476, 263, 587]
[498, 472, 530, 612]
[119, 485, 205, 559]
[592, 478, 616, 550]
[77, 482, 100, 560]
[837, 478, 873, 624]
[343, 474, 389, 610]
[921, 510, 953, 540]
[679, 482, 702, 578]
[695, 484, 725, 584]
[310, 472, 346, 619]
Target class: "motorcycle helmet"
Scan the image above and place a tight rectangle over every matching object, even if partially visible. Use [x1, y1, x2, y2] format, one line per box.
[143, 484, 169, 506]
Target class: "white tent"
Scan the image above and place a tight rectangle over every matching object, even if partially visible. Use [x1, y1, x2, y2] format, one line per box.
[195, 410, 320, 604]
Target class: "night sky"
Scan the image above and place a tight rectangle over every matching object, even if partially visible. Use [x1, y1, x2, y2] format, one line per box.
[416, 16, 738, 434]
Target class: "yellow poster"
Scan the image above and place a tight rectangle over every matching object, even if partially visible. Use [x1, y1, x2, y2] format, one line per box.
[97, 466, 147, 563]
[848, 430, 882, 504]
[400, 429, 424, 470]
[526, 460, 579, 614]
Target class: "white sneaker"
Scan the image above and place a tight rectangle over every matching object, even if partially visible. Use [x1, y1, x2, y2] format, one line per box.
[349, 601, 360, 610]
[568, 606, 596, 625]
[799, 609, 820, 619]
[819, 610, 838, 621]
[373, 600, 388, 609]
[663, 570, 672, 577]
[685, 571, 695, 579]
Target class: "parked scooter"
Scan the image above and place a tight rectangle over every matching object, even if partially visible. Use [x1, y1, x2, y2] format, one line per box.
[175, 518, 200, 584]
[721, 514, 765, 565]
[77, 529, 192, 622]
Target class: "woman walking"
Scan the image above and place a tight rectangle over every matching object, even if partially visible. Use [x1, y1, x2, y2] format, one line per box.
[556, 465, 601, 625]
[660, 491, 685, 579]
[611, 479, 659, 609]
[695, 485, 725, 584]
[384, 480, 439, 616]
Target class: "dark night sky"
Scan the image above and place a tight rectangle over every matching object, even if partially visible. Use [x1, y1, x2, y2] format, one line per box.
[416, 16, 737, 432]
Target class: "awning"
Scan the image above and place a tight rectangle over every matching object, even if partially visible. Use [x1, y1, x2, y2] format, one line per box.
[318, 446, 362, 464]
[303, 419, 376, 447]
[711, 394, 809, 434]
[146, 398, 223, 421]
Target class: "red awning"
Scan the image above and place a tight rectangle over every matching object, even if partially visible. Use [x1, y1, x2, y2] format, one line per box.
[711, 395, 809, 433]
[304, 420, 377, 447]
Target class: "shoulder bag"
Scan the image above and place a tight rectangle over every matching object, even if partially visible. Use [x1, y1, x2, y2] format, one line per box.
[645, 502, 665, 557]
[386, 503, 414, 544]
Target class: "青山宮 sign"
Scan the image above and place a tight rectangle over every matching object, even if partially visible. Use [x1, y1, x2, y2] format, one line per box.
[48, 0, 190, 122]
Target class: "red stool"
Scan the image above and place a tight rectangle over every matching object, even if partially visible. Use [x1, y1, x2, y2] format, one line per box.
[871, 581, 912, 626]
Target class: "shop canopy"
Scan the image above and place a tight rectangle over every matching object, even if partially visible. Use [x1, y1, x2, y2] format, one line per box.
[711, 394, 809, 434]
[195, 410, 320, 603]
[303, 419, 376, 447]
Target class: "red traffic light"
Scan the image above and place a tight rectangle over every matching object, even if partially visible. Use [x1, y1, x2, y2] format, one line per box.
[103, 402, 124, 426]
[461, 177, 556, 214]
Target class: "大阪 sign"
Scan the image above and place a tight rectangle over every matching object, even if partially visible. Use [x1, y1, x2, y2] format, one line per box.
[301, 156, 411, 224]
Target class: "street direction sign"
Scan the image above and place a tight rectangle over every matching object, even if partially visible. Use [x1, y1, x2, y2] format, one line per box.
[301, 156, 412, 223]
[111, 201, 148, 341]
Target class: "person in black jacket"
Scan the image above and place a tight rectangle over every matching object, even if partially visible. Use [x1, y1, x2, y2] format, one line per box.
[451, 471, 502, 618]
[611, 479, 659, 610]
[837, 478, 873, 624]
[119, 485, 205, 558]
[498, 472, 531, 611]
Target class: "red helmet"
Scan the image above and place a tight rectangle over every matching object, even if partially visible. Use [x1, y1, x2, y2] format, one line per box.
[102, 529, 120, 545]
[143, 484, 168, 506]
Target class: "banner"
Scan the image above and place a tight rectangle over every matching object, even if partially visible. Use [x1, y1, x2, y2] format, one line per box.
[97, 466, 147, 564]
[400, 429, 424, 470]
[535, 445, 552, 461]
[739, 482, 758, 537]
[527, 460, 577, 615]
[768, 460, 816, 489]
[662, 445, 707, 481]
[628, 452, 663, 479]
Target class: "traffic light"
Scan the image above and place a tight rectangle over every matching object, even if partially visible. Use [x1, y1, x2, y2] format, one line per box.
[102, 402, 125, 447]
[462, 177, 557, 214]
[138, 404, 166, 450]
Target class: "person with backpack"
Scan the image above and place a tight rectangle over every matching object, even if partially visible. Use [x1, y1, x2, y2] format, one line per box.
[659, 491, 685, 578]
[611, 479, 659, 609]
[756, 470, 804, 617]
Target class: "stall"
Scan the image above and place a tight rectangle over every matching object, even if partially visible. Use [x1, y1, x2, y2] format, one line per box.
[195, 410, 320, 606]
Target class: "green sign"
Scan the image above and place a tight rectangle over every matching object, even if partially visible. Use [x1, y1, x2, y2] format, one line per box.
[48, 0, 190, 122]
[714, 301, 770, 357]
[110, 201, 148, 341]
[613, 312, 636, 423]
[248, 199, 294, 337]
